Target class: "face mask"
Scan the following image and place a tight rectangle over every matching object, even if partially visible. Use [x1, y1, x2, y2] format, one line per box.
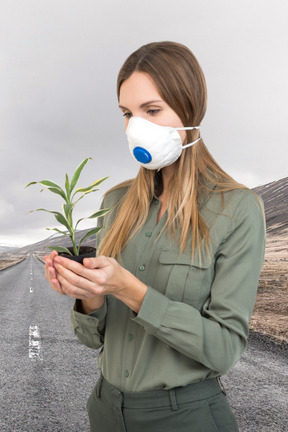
[126, 117, 201, 170]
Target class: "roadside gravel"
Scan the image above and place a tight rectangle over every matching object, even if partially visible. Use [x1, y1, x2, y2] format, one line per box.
[223, 332, 288, 432]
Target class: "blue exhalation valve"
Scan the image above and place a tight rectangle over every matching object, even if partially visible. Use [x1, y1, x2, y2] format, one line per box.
[133, 147, 152, 164]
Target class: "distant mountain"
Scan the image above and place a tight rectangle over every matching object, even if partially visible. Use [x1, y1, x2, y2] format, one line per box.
[10, 229, 97, 256]
[0, 245, 19, 253]
[3, 177, 287, 257]
[253, 177, 288, 235]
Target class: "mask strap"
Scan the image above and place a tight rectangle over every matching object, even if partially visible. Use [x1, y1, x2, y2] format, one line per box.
[182, 137, 201, 149]
[177, 126, 201, 149]
[176, 126, 201, 131]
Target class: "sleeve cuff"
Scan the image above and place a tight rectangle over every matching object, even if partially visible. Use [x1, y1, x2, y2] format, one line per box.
[133, 286, 169, 333]
[71, 299, 107, 331]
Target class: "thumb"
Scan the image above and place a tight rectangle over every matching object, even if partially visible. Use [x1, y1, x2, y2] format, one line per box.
[83, 255, 108, 269]
[83, 257, 97, 268]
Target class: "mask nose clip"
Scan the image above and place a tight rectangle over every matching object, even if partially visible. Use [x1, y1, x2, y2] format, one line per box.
[133, 147, 152, 164]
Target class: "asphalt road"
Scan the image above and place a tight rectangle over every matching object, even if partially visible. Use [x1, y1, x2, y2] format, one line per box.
[0, 255, 287, 432]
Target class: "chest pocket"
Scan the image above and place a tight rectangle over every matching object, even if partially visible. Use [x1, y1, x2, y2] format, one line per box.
[159, 249, 211, 307]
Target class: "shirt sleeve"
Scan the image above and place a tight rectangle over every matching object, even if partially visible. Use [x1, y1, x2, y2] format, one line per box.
[133, 193, 266, 375]
[70, 298, 107, 349]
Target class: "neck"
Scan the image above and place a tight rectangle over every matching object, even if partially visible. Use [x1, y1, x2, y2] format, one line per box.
[158, 163, 176, 203]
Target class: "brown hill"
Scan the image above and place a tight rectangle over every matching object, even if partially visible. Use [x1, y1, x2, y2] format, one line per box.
[253, 177, 288, 235]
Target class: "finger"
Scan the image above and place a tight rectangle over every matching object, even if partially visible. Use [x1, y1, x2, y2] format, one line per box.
[54, 256, 88, 274]
[44, 250, 58, 261]
[44, 252, 58, 273]
[47, 265, 57, 280]
[50, 277, 65, 295]
[56, 270, 96, 299]
[45, 258, 56, 281]
[44, 265, 65, 295]
[54, 261, 96, 291]
[54, 256, 103, 285]
[44, 256, 53, 268]
[83, 255, 112, 269]
[45, 260, 63, 289]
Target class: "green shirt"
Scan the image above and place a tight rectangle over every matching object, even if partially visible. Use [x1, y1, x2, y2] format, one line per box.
[71, 186, 266, 392]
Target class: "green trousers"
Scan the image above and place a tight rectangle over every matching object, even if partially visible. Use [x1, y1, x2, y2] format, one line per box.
[87, 376, 239, 432]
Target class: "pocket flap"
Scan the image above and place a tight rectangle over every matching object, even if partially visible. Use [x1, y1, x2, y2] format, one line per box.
[159, 249, 211, 269]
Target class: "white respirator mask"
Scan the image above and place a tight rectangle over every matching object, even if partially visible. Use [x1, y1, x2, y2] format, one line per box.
[126, 117, 201, 170]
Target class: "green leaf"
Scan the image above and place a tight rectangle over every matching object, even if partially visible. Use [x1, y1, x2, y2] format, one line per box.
[54, 213, 72, 232]
[47, 187, 67, 200]
[25, 181, 37, 188]
[47, 246, 73, 256]
[65, 174, 70, 198]
[73, 176, 109, 197]
[28, 207, 72, 240]
[46, 228, 70, 236]
[79, 227, 102, 247]
[63, 203, 74, 222]
[69, 158, 92, 194]
[88, 208, 111, 219]
[32, 208, 71, 232]
[26, 180, 67, 200]
[26, 181, 61, 190]
[73, 189, 99, 205]
[75, 208, 110, 230]
[37, 180, 63, 189]
[32, 208, 61, 215]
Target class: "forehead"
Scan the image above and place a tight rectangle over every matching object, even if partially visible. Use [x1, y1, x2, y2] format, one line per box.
[119, 72, 162, 106]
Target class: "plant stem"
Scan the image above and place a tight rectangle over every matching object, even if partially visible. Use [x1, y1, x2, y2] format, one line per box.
[71, 232, 78, 256]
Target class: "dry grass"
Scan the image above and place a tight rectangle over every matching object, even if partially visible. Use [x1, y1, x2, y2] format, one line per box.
[249, 232, 288, 342]
[250, 286, 288, 342]
[0, 256, 26, 271]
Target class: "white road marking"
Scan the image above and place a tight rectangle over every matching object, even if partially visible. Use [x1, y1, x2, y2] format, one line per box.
[29, 325, 43, 361]
[30, 265, 33, 292]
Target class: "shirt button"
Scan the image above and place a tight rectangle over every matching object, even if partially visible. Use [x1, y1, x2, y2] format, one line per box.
[145, 232, 152, 237]
[128, 334, 134, 342]
[154, 199, 159, 205]
[139, 265, 145, 271]
[124, 370, 129, 378]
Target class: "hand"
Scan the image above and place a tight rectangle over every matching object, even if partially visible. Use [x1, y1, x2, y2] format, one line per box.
[51, 255, 120, 299]
[52, 255, 148, 313]
[44, 250, 65, 295]
[44, 251, 106, 313]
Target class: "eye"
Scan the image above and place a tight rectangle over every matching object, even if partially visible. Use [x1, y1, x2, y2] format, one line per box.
[123, 112, 132, 118]
[147, 109, 160, 116]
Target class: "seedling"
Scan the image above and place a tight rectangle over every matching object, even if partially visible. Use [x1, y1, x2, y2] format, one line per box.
[26, 158, 110, 256]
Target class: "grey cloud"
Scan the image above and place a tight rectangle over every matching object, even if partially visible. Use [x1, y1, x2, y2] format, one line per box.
[1, 0, 287, 245]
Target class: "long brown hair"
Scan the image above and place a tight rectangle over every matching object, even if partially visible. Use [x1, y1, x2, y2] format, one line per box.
[98, 41, 247, 259]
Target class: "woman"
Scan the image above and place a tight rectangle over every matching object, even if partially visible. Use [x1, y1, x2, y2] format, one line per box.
[44, 41, 266, 431]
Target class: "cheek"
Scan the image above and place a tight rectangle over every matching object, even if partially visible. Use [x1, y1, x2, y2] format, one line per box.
[178, 130, 187, 144]
[124, 118, 130, 131]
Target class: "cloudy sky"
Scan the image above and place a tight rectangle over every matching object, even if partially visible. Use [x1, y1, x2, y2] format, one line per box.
[1, 0, 287, 246]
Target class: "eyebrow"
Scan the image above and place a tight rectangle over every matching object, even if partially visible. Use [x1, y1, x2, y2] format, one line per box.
[119, 100, 164, 110]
